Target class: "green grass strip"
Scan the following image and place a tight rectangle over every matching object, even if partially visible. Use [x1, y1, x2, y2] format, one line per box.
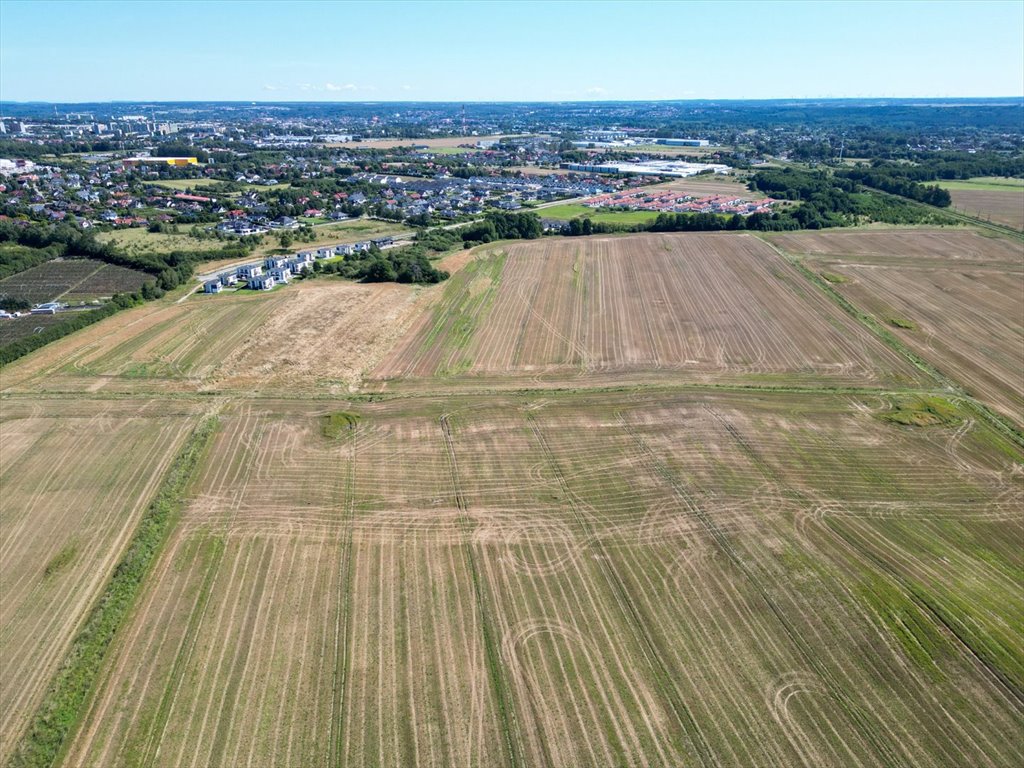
[8, 416, 219, 768]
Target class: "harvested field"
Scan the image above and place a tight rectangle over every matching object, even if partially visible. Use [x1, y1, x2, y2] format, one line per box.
[6, 227, 1024, 768]
[827, 264, 1021, 422]
[372, 233, 924, 388]
[0, 280, 429, 395]
[773, 229, 1024, 423]
[0, 258, 149, 305]
[0, 292, 284, 394]
[948, 188, 1024, 231]
[212, 280, 428, 393]
[770, 229, 1023, 267]
[0, 398, 198, 763]
[60, 391, 1024, 767]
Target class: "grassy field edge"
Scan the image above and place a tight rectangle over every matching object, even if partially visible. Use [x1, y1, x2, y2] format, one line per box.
[7, 415, 220, 768]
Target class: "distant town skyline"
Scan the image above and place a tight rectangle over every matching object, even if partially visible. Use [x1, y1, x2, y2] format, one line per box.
[2, 0, 1022, 103]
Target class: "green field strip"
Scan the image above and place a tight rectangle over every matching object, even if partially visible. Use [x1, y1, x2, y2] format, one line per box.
[825, 519, 1024, 708]
[7, 415, 219, 768]
[328, 440, 357, 768]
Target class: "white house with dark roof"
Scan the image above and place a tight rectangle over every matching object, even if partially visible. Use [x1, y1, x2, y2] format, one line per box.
[248, 274, 275, 291]
[268, 266, 291, 283]
[236, 263, 262, 279]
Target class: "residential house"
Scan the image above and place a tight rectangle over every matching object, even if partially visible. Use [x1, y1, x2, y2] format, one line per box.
[248, 274, 275, 291]
[268, 266, 291, 283]
[236, 263, 263, 279]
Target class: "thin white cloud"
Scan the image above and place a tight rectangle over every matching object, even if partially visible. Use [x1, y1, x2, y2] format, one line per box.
[585, 86, 608, 96]
[325, 82, 357, 92]
[263, 84, 282, 91]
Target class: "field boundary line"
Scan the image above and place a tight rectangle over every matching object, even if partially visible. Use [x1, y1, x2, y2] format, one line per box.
[6, 415, 220, 768]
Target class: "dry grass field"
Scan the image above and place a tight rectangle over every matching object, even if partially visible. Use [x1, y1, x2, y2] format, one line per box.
[0, 281, 428, 396]
[770, 229, 1022, 266]
[2, 229, 1022, 768]
[948, 189, 1024, 231]
[640, 174, 756, 198]
[0, 398, 199, 763]
[373, 234, 924, 389]
[772, 229, 1024, 423]
[57, 392, 1024, 768]
[95, 228, 230, 256]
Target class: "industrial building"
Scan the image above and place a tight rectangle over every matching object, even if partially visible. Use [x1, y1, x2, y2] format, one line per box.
[657, 138, 710, 147]
[560, 160, 730, 178]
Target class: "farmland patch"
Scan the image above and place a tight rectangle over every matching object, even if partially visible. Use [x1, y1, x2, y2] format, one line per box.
[373, 233, 925, 389]
[57, 391, 1024, 768]
[0, 398, 199, 763]
[774, 229, 1024, 423]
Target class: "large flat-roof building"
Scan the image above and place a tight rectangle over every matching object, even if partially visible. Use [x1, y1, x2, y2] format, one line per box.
[657, 138, 710, 147]
[560, 160, 730, 178]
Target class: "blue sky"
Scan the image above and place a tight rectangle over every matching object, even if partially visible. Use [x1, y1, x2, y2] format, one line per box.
[2, 0, 1022, 102]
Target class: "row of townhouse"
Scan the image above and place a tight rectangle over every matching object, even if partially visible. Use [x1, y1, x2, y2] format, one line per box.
[203, 237, 395, 294]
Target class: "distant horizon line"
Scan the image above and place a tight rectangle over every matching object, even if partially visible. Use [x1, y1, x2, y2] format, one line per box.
[2, 96, 1023, 107]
